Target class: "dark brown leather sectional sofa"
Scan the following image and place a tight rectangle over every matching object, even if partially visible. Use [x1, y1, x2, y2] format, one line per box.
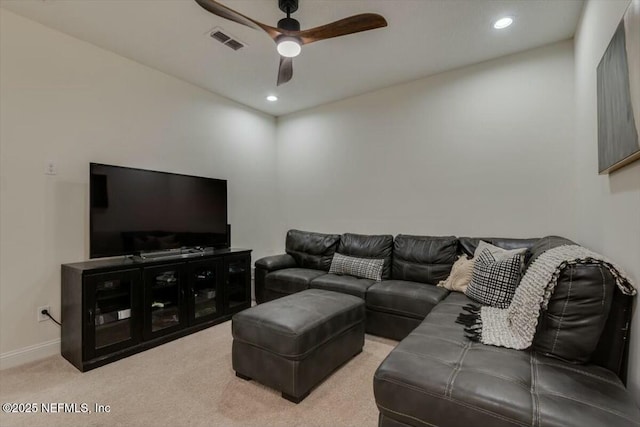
[254, 230, 640, 427]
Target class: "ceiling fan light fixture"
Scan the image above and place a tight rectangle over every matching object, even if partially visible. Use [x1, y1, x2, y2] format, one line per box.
[277, 37, 302, 58]
[493, 16, 514, 29]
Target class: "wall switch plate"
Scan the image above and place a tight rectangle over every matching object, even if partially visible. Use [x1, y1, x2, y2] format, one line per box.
[45, 161, 57, 175]
[37, 305, 51, 322]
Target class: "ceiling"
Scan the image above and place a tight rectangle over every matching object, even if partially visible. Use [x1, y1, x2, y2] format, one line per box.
[0, 0, 584, 116]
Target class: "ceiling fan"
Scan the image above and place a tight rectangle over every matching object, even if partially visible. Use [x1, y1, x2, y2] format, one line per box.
[194, 0, 388, 86]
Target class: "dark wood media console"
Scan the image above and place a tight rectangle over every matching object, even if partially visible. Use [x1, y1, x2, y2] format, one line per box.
[61, 248, 251, 372]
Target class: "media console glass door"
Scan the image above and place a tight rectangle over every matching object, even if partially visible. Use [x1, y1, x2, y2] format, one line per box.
[143, 264, 187, 340]
[84, 269, 141, 359]
[187, 259, 223, 325]
[224, 254, 251, 314]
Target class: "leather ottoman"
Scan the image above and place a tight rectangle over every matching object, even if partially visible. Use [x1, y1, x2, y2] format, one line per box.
[232, 288, 365, 403]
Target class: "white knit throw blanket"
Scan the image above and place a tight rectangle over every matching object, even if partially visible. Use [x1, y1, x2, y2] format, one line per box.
[457, 245, 637, 350]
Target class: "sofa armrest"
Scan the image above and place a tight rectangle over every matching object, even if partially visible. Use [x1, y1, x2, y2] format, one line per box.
[255, 254, 297, 272]
[254, 254, 297, 304]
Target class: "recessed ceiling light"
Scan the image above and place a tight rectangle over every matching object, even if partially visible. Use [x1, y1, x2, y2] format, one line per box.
[493, 17, 514, 30]
[266, 95, 278, 102]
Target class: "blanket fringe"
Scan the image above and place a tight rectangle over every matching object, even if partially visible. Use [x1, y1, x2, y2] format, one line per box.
[455, 304, 482, 342]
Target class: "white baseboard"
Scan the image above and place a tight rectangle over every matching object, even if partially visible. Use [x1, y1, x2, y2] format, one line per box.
[0, 338, 60, 371]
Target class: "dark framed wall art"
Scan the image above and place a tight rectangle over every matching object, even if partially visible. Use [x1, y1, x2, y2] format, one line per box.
[597, 0, 640, 174]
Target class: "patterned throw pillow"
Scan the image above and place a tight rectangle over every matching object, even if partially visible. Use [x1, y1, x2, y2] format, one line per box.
[329, 253, 384, 281]
[465, 249, 523, 308]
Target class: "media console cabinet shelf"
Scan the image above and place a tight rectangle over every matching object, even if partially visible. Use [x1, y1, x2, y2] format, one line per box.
[61, 248, 251, 372]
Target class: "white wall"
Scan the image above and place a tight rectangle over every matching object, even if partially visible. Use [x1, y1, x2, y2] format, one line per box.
[574, 0, 640, 403]
[0, 9, 280, 367]
[276, 41, 576, 239]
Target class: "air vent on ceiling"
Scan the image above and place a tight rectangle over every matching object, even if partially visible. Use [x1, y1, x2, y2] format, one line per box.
[209, 27, 246, 51]
[211, 30, 231, 43]
[225, 39, 244, 51]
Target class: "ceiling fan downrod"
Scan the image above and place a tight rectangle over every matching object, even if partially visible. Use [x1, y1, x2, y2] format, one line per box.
[278, 0, 299, 15]
[278, 0, 300, 31]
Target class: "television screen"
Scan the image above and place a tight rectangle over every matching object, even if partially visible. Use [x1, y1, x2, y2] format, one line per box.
[90, 163, 227, 258]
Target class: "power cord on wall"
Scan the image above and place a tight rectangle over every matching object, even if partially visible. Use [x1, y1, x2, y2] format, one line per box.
[41, 309, 62, 326]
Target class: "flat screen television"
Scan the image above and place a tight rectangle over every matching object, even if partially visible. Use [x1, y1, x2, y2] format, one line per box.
[90, 163, 228, 258]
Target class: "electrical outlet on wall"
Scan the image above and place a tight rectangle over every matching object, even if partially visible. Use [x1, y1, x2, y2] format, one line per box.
[37, 305, 51, 322]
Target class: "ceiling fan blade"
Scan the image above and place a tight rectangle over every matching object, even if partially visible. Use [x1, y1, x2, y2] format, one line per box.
[194, 0, 282, 40]
[277, 56, 294, 86]
[295, 13, 388, 45]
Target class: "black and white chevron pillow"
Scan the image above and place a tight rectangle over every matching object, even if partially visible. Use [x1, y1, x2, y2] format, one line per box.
[465, 248, 523, 308]
[329, 253, 384, 281]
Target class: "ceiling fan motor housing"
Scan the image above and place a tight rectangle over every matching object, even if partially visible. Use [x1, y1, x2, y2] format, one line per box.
[278, 17, 300, 31]
[278, 0, 299, 14]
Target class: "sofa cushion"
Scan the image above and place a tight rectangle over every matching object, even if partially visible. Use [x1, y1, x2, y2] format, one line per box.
[465, 249, 523, 309]
[373, 292, 640, 427]
[338, 233, 394, 279]
[366, 280, 449, 319]
[265, 268, 327, 294]
[285, 229, 340, 271]
[392, 235, 458, 284]
[329, 253, 384, 281]
[310, 274, 375, 299]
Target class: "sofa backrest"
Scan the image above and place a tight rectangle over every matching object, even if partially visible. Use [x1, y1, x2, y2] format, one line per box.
[392, 235, 459, 285]
[337, 233, 394, 279]
[458, 237, 539, 258]
[285, 229, 340, 271]
[527, 236, 632, 381]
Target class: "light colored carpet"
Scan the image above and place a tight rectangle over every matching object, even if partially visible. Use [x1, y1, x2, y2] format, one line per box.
[0, 320, 397, 427]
